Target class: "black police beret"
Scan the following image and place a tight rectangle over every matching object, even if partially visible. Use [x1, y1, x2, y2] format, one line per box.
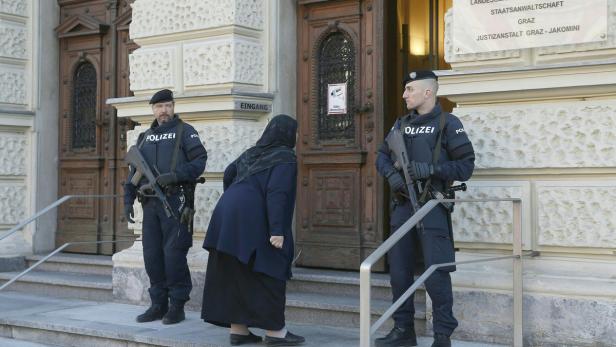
[149, 89, 174, 104]
[402, 70, 438, 86]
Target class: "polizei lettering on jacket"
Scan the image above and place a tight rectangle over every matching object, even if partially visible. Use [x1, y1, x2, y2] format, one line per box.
[404, 126, 436, 135]
[146, 133, 176, 142]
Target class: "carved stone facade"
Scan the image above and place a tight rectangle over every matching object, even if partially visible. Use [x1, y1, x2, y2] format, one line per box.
[0, 131, 27, 176]
[0, 0, 59, 256]
[537, 182, 616, 249]
[0, 66, 26, 105]
[0, 184, 27, 225]
[128, 48, 174, 91]
[441, 2, 616, 344]
[128, 0, 265, 95]
[456, 102, 616, 169]
[183, 37, 264, 88]
[0, 0, 30, 256]
[0, 21, 27, 60]
[0, 0, 27, 17]
[130, 0, 263, 40]
[453, 181, 530, 245]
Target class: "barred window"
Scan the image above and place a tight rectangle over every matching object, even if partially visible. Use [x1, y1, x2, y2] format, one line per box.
[72, 63, 97, 149]
[317, 32, 355, 141]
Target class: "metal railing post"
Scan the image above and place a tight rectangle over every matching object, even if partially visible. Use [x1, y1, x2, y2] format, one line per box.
[359, 263, 371, 347]
[512, 200, 523, 347]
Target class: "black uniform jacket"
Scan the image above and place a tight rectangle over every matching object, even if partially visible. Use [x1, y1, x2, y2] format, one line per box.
[124, 115, 207, 206]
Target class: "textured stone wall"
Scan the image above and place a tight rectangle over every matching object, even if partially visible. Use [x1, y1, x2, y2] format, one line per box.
[0, 0, 27, 17]
[130, 0, 263, 39]
[537, 182, 616, 249]
[128, 0, 265, 94]
[453, 182, 530, 245]
[0, 0, 28, 106]
[0, 0, 32, 256]
[0, 132, 27, 176]
[450, 101, 616, 254]
[0, 21, 27, 59]
[457, 102, 616, 169]
[442, 3, 616, 345]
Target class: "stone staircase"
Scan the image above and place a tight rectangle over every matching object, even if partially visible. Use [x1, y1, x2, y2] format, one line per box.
[0, 255, 481, 346]
[286, 267, 427, 332]
[0, 253, 112, 302]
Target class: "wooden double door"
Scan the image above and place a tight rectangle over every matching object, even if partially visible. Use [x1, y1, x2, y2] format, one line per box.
[296, 0, 388, 270]
[55, 0, 137, 255]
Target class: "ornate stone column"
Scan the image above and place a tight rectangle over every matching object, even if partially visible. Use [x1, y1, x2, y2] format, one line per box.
[436, 3, 616, 345]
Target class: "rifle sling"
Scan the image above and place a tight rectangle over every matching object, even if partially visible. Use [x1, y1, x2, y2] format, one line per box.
[170, 119, 184, 173]
[419, 112, 447, 204]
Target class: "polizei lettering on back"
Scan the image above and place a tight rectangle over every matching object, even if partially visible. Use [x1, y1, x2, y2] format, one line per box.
[404, 126, 436, 135]
[146, 133, 177, 142]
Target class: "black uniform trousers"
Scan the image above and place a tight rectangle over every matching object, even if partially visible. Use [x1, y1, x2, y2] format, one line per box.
[388, 198, 458, 336]
[141, 191, 193, 306]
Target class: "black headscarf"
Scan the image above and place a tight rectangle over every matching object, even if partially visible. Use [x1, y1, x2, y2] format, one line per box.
[232, 114, 297, 184]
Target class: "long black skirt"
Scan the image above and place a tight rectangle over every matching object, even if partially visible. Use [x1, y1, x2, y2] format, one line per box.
[201, 249, 286, 330]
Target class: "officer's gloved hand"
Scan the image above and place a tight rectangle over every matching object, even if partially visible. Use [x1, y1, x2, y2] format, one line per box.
[385, 170, 407, 194]
[156, 172, 178, 187]
[124, 204, 135, 224]
[408, 161, 433, 180]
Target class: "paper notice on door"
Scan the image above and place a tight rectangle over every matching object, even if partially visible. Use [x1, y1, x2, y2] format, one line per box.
[327, 83, 347, 114]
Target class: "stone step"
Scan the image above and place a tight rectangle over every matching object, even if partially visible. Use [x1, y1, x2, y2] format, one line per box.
[0, 270, 112, 302]
[25, 253, 113, 276]
[285, 291, 426, 332]
[289, 267, 426, 302]
[0, 336, 59, 347]
[0, 291, 506, 347]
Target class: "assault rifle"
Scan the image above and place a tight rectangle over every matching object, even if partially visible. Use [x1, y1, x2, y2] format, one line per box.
[125, 145, 177, 220]
[386, 128, 424, 232]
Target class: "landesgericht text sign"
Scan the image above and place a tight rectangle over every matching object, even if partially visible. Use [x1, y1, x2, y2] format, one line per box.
[453, 0, 607, 54]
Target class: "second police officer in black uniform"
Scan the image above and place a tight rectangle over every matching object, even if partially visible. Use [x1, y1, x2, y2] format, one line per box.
[375, 71, 475, 347]
[124, 89, 207, 325]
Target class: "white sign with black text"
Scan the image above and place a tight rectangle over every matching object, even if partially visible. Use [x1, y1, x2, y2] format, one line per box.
[453, 0, 607, 54]
[327, 83, 347, 115]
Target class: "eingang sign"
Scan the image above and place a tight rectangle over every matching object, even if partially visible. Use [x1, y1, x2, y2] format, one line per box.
[453, 0, 608, 54]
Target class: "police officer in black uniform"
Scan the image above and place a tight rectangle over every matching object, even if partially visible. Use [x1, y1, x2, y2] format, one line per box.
[375, 71, 475, 347]
[124, 89, 207, 325]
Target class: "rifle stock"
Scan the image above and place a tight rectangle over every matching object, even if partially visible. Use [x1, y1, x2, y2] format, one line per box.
[125, 146, 177, 220]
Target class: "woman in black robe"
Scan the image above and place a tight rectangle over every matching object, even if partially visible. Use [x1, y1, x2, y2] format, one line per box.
[201, 114, 305, 346]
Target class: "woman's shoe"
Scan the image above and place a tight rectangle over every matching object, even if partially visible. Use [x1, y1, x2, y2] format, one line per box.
[264, 331, 306, 346]
[230, 331, 262, 345]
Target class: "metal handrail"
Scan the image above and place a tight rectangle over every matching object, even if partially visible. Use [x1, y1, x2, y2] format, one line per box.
[0, 195, 118, 242]
[360, 198, 525, 347]
[0, 238, 140, 292]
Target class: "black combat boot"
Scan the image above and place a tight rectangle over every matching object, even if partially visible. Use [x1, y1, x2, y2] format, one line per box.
[136, 303, 168, 323]
[162, 303, 185, 324]
[431, 333, 451, 347]
[375, 326, 417, 347]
